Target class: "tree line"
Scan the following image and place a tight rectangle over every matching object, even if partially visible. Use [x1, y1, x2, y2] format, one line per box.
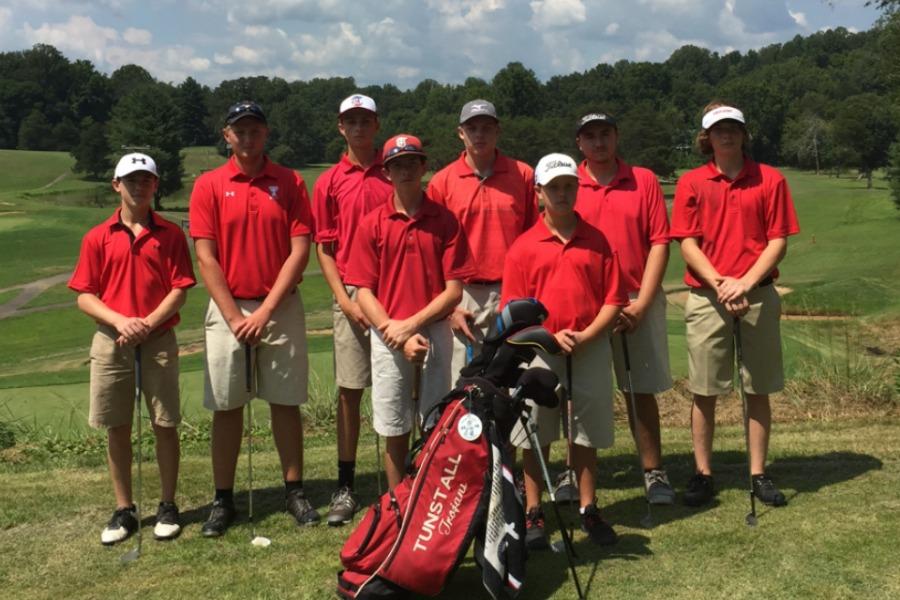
[0, 11, 898, 203]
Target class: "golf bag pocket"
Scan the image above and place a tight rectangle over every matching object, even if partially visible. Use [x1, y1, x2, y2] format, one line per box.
[341, 484, 409, 575]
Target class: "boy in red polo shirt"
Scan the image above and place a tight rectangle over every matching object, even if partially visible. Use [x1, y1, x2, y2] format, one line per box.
[190, 101, 319, 537]
[574, 111, 676, 505]
[345, 134, 473, 490]
[69, 152, 196, 545]
[313, 94, 393, 525]
[427, 99, 537, 383]
[503, 153, 627, 550]
[671, 102, 800, 507]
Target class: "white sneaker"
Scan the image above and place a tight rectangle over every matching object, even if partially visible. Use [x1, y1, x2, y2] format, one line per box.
[100, 505, 138, 545]
[153, 501, 181, 540]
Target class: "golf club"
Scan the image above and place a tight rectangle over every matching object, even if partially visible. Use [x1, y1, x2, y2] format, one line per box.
[563, 355, 577, 540]
[621, 334, 654, 529]
[374, 430, 383, 496]
[412, 363, 422, 439]
[518, 404, 584, 600]
[245, 342, 271, 547]
[733, 318, 758, 527]
[121, 345, 143, 564]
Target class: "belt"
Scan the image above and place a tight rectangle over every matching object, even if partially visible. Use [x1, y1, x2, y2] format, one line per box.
[757, 275, 774, 288]
[235, 288, 297, 301]
[467, 279, 501, 286]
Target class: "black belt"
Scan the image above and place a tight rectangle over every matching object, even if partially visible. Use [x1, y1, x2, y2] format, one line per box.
[468, 279, 501, 286]
[235, 288, 297, 301]
[757, 275, 774, 288]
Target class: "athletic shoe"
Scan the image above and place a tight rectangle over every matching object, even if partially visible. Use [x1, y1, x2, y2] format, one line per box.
[525, 507, 550, 551]
[201, 498, 236, 538]
[553, 470, 579, 504]
[683, 473, 715, 507]
[644, 469, 676, 505]
[326, 487, 359, 527]
[153, 501, 182, 540]
[580, 504, 618, 546]
[100, 505, 138, 546]
[286, 489, 321, 526]
[752, 474, 788, 507]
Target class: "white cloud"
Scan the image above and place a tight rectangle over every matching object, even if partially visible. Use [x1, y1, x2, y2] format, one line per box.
[0, 7, 12, 30]
[232, 45, 266, 64]
[123, 27, 152, 45]
[530, 0, 586, 28]
[426, 0, 506, 32]
[22, 15, 119, 62]
[213, 52, 234, 65]
[605, 22, 620, 35]
[789, 10, 808, 29]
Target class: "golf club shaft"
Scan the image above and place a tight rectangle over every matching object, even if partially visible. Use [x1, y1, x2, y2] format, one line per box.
[245, 343, 255, 536]
[122, 345, 143, 563]
[565, 354, 576, 537]
[621, 334, 653, 525]
[734, 319, 758, 522]
[412, 363, 422, 438]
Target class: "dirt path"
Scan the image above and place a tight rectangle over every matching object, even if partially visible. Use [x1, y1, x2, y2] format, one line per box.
[0, 273, 71, 320]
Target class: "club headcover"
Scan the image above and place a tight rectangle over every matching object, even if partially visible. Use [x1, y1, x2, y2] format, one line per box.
[505, 326, 562, 355]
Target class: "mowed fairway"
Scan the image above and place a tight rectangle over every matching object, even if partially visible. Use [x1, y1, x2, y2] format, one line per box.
[0, 149, 898, 599]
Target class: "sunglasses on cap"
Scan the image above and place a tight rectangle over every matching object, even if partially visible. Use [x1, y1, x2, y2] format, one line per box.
[225, 101, 267, 126]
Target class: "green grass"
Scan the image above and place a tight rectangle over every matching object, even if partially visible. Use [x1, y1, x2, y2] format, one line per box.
[0, 418, 897, 599]
[20, 282, 74, 309]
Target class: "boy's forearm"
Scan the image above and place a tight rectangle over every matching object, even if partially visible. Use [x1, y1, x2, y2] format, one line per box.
[357, 287, 389, 329]
[741, 238, 787, 288]
[679, 237, 720, 288]
[580, 304, 622, 341]
[196, 239, 242, 323]
[636, 243, 669, 305]
[409, 280, 463, 330]
[144, 288, 187, 330]
[317, 243, 353, 307]
[76, 293, 126, 329]
[260, 235, 309, 314]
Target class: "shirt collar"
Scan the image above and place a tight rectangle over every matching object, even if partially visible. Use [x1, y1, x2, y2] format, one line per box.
[577, 158, 632, 189]
[703, 156, 759, 183]
[107, 207, 161, 231]
[226, 154, 276, 180]
[534, 212, 589, 243]
[387, 196, 439, 222]
[339, 153, 384, 174]
[453, 149, 508, 177]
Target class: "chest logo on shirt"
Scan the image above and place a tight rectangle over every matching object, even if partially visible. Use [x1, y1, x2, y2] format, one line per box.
[268, 185, 279, 200]
[224, 190, 236, 198]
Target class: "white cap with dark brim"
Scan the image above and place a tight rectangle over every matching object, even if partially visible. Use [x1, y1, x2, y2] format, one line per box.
[340, 94, 377, 116]
[114, 153, 158, 179]
[702, 106, 745, 130]
[535, 153, 578, 186]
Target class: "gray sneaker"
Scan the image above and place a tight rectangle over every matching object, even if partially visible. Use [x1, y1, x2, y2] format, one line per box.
[644, 469, 676, 505]
[326, 486, 360, 526]
[286, 489, 321, 526]
[553, 470, 579, 504]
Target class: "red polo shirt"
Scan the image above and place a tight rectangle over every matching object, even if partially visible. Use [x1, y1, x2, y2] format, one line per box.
[189, 156, 312, 299]
[501, 216, 628, 334]
[312, 154, 393, 279]
[670, 158, 800, 288]
[427, 151, 537, 283]
[344, 198, 475, 320]
[576, 159, 670, 294]
[69, 209, 196, 332]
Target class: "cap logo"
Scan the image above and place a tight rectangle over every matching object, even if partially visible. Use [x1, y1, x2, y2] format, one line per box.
[395, 136, 408, 147]
[470, 104, 488, 113]
[544, 159, 573, 170]
[268, 185, 279, 199]
[132, 157, 147, 164]
[351, 95, 363, 107]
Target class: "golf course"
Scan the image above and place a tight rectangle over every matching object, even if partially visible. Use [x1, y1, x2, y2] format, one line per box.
[0, 147, 898, 599]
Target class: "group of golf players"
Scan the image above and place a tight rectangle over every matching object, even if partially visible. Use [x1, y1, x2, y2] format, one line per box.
[68, 93, 799, 551]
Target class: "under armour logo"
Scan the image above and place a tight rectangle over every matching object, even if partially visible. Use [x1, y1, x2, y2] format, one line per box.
[132, 157, 147, 164]
[225, 191, 236, 197]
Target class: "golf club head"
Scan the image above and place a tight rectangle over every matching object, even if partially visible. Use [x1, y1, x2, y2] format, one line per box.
[550, 539, 566, 554]
[640, 512, 655, 529]
[746, 513, 758, 527]
[120, 546, 140, 564]
[251, 535, 272, 547]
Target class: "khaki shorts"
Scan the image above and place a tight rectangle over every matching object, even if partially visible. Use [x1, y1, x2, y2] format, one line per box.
[371, 319, 453, 437]
[511, 334, 615, 450]
[203, 292, 309, 411]
[612, 290, 673, 394]
[89, 326, 181, 429]
[685, 284, 784, 396]
[450, 283, 501, 386]
[333, 285, 371, 390]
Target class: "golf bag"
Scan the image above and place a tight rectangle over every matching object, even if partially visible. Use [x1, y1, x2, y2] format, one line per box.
[337, 300, 560, 600]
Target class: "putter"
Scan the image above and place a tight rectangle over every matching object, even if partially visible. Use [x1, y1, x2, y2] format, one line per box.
[245, 343, 271, 547]
[734, 319, 758, 527]
[519, 405, 584, 600]
[121, 345, 143, 564]
[412, 363, 422, 438]
[621, 335, 654, 529]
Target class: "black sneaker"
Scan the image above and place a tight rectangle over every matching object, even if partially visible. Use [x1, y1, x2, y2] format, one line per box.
[644, 469, 676, 505]
[326, 487, 360, 527]
[153, 501, 182, 540]
[286, 489, 321, 526]
[580, 504, 618, 546]
[201, 498, 236, 538]
[525, 507, 550, 551]
[683, 473, 715, 507]
[553, 470, 579, 504]
[100, 505, 138, 546]
[752, 474, 788, 506]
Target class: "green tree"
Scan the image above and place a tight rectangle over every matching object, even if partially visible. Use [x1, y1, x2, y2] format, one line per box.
[492, 62, 544, 118]
[17, 109, 53, 150]
[887, 139, 900, 210]
[108, 85, 184, 205]
[71, 117, 111, 180]
[781, 113, 830, 174]
[832, 93, 899, 188]
[175, 76, 211, 146]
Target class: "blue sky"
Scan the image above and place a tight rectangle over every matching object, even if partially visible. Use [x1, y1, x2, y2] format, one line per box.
[0, 0, 882, 88]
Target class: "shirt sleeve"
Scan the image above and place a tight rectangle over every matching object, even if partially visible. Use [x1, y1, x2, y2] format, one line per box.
[68, 231, 102, 294]
[426, 171, 447, 206]
[311, 171, 338, 244]
[669, 173, 701, 240]
[188, 174, 217, 241]
[521, 164, 539, 228]
[645, 173, 671, 245]
[765, 174, 801, 239]
[602, 250, 630, 306]
[441, 213, 475, 281]
[343, 214, 379, 291]
[289, 171, 313, 238]
[500, 246, 529, 309]
[168, 227, 197, 290]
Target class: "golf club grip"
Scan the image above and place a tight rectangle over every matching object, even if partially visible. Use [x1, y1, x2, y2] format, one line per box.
[621, 334, 632, 371]
[244, 343, 252, 394]
[733, 318, 743, 362]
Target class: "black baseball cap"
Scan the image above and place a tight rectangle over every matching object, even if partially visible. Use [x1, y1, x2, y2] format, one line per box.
[576, 112, 617, 134]
[225, 101, 267, 126]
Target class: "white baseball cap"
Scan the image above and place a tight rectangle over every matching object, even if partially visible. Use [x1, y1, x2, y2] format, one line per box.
[701, 106, 745, 130]
[535, 153, 578, 185]
[339, 94, 377, 116]
[114, 153, 158, 179]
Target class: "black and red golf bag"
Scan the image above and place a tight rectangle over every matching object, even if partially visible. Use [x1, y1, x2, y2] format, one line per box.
[337, 300, 562, 600]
